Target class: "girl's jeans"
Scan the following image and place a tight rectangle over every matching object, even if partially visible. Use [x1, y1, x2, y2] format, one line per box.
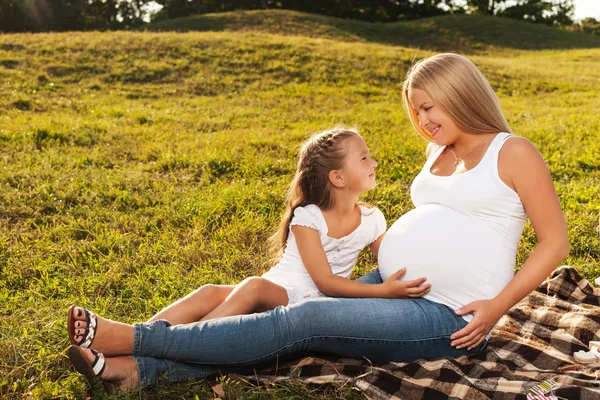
[132, 269, 488, 386]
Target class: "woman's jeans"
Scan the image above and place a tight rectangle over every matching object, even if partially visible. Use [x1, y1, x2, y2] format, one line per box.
[132, 270, 488, 386]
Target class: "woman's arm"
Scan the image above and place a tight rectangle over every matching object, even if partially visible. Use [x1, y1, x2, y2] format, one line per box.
[451, 137, 570, 350]
[292, 226, 430, 298]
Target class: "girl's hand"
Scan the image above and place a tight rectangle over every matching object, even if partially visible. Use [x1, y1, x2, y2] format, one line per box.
[381, 268, 430, 298]
[451, 299, 505, 350]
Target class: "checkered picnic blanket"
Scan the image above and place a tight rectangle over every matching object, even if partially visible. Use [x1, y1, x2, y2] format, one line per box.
[226, 266, 600, 399]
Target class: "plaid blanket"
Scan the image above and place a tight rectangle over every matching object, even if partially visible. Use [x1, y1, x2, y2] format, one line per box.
[223, 266, 600, 399]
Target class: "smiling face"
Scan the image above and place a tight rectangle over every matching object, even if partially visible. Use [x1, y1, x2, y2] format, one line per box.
[339, 135, 377, 194]
[408, 88, 465, 146]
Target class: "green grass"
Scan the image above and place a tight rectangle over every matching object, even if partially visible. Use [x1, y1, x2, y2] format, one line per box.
[1, 9, 599, 399]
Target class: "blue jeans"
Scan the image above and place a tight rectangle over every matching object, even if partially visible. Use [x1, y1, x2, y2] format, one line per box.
[132, 270, 488, 386]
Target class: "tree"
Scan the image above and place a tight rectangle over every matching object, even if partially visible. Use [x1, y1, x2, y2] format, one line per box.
[1, 0, 577, 31]
[579, 17, 600, 35]
[0, 0, 154, 31]
[0, 0, 86, 32]
[466, 0, 508, 15]
[0, 0, 32, 32]
[500, 0, 574, 26]
[548, 0, 574, 26]
[151, 0, 450, 22]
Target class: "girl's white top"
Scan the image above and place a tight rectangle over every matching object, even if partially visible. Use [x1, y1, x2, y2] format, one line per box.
[262, 204, 386, 303]
[378, 132, 527, 341]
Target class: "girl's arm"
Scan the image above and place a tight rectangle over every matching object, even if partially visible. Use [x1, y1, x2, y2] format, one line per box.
[292, 226, 430, 298]
[368, 232, 385, 258]
[451, 137, 570, 350]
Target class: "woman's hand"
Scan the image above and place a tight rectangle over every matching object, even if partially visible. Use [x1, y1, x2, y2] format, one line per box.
[380, 268, 430, 298]
[451, 299, 505, 350]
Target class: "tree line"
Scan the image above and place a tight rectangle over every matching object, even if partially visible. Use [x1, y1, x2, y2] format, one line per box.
[0, 0, 593, 33]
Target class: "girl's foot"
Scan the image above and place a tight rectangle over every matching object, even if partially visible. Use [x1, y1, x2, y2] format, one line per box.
[68, 346, 139, 392]
[68, 306, 135, 356]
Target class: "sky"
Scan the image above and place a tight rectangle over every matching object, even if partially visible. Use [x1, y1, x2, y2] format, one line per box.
[574, 0, 600, 21]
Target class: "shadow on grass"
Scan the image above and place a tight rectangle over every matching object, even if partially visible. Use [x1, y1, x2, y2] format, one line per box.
[144, 10, 600, 53]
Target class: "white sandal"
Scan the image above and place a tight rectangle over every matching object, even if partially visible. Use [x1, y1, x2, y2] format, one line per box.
[573, 341, 600, 364]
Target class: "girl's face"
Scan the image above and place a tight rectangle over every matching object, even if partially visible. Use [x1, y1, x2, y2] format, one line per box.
[339, 135, 377, 194]
[408, 88, 464, 146]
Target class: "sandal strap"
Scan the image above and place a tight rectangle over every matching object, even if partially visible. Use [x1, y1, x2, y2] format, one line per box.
[88, 311, 97, 329]
[78, 310, 97, 348]
[83, 326, 96, 345]
[90, 350, 106, 377]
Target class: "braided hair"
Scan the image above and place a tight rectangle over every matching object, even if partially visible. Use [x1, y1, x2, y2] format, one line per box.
[269, 127, 360, 262]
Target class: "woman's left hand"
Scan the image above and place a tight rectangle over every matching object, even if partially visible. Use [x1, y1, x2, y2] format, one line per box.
[450, 299, 505, 350]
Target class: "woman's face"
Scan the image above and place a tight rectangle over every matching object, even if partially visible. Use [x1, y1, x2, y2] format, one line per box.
[408, 88, 464, 146]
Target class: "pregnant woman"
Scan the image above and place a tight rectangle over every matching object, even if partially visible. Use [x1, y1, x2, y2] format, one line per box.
[65, 53, 569, 390]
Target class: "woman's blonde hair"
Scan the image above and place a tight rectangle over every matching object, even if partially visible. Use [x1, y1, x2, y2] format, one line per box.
[401, 53, 512, 141]
[269, 127, 361, 262]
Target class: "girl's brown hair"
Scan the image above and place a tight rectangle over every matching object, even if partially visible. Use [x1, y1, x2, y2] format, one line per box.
[269, 127, 361, 261]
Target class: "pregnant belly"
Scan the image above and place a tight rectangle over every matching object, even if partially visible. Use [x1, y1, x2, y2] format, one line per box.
[378, 204, 499, 308]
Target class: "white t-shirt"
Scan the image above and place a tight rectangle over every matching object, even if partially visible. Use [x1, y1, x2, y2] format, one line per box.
[262, 204, 386, 304]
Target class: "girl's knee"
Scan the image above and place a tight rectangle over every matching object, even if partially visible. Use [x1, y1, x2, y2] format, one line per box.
[235, 278, 272, 307]
[185, 284, 223, 305]
[193, 284, 218, 297]
[238, 277, 268, 294]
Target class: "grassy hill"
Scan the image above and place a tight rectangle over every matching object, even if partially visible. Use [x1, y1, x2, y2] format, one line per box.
[145, 9, 600, 52]
[0, 10, 599, 399]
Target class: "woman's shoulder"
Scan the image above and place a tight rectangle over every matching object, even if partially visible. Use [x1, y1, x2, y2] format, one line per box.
[499, 134, 537, 153]
[498, 134, 546, 189]
[499, 135, 543, 167]
[426, 141, 441, 159]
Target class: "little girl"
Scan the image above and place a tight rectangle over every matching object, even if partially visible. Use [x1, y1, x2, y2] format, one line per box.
[69, 128, 431, 345]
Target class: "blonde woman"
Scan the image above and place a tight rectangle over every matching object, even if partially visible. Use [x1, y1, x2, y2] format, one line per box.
[64, 53, 569, 391]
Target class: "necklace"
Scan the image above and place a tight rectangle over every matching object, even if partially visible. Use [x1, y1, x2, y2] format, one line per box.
[448, 134, 492, 167]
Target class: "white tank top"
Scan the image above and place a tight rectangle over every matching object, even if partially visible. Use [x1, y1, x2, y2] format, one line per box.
[378, 133, 527, 338]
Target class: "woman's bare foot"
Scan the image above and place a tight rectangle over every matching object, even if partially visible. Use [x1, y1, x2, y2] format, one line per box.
[70, 346, 140, 391]
[70, 307, 135, 357]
